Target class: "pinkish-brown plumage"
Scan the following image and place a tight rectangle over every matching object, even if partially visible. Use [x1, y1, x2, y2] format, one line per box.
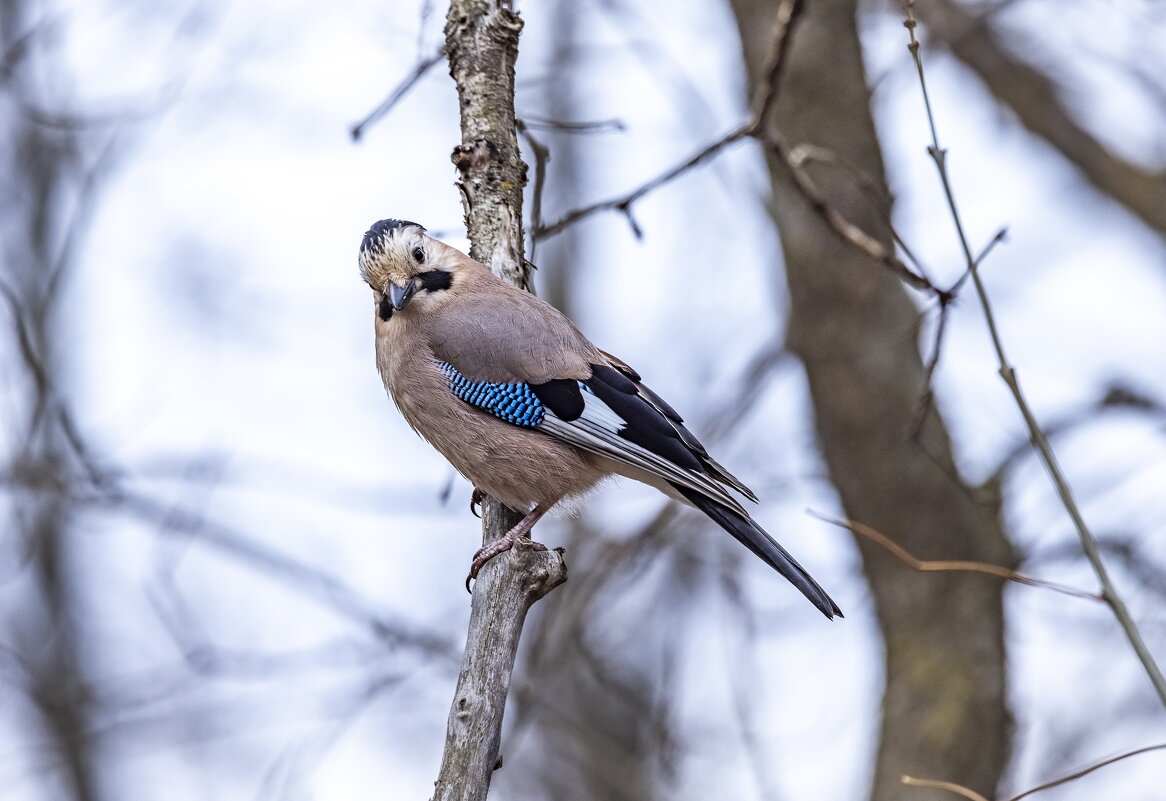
[359, 218, 841, 618]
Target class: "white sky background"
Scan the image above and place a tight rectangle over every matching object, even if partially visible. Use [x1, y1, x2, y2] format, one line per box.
[3, 0, 1166, 799]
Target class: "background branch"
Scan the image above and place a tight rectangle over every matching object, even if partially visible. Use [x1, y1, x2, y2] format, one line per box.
[914, 0, 1166, 239]
[904, 0, 1166, 709]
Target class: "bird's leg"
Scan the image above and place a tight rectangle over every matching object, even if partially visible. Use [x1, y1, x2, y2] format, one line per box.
[469, 487, 484, 519]
[465, 504, 549, 590]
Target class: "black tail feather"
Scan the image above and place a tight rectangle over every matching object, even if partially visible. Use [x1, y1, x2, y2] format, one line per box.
[671, 483, 842, 619]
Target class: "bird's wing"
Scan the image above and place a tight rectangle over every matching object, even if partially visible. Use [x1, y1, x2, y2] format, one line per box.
[426, 278, 755, 509]
[427, 283, 599, 384]
[433, 348, 839, 618]
[597, 350, 758, 503]
[434, 349, 754, 513]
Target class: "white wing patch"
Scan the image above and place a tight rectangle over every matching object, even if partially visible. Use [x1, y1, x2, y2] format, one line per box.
[538, 390, 749, 515]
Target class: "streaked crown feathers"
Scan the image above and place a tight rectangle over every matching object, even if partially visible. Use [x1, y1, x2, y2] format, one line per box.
[359, 218, 427, 290]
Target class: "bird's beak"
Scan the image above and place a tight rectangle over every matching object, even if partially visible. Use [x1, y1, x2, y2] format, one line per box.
[388, 278, 417, 311]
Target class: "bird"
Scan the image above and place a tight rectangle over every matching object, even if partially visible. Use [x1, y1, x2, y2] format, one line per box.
[359, 218, 841, 619]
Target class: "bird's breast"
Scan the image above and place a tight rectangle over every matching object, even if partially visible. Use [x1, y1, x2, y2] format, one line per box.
[374, 323, 608, 510]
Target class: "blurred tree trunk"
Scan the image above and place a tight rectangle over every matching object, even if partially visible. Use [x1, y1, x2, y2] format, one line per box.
[728, 1, 1014, 799]
[1, 2, 103, 799]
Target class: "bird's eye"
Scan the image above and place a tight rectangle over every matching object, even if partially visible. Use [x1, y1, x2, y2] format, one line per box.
[412, 247, 425, 264]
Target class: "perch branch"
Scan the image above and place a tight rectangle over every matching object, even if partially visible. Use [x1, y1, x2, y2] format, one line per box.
[432, 3, 568, 800]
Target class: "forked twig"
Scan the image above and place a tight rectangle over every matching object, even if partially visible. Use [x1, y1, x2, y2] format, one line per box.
[536, 0, 805, 242]
[534, 123, 752, 240]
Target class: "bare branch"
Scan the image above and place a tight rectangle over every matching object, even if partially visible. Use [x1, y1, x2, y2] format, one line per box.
[1006, 743, 1166, 801]
[810, 511, 1101, 602]
[350, 45, 444, 141]
[536, 0, 804, 243]
[903, 0, 1166, 709]
[533, 0, 951, 305]
[431, 530, 566, 801]
[902, 776, 991, 801]
[534, 124, 752, 240]
[516, 119, 550, 263]
[111, 490, 458, 660]
[910, 228, 1007, 438]
[774, 135, 942, 293]
[914, 0, 1166, 239]
[747, 0, 803, 134]
[518, 115, 624, 134]
[903, 743, 1166, 801]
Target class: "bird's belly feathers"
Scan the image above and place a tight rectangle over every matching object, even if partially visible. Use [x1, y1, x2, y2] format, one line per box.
[380, 343, 606, 511]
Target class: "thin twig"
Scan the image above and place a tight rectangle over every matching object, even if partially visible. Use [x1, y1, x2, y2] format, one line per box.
[950, 227, 1008, 296]
[910, 227, 1007, 439]
[534, 123, 752, 240]
[516, 119, 550, 263]
[111, 490, 458, 660]
[534, 0, 953, 309]
[0, 277, 50, 405]
[903, 742, 1166, 801]
[350, 45, 443, 141]
[1005, 742, 1166, 801]
[810, 511, 1101, 602]
[909, 298, 951, 439]
[903, 0, 1166, 708]
[788, 142, 936, 284]
[537, 0, 805, 242]
[902, 776, 990, 801]
[519, 115, 624, 133]
[774, 135, 941, 293]
[747, 0, 803, 134]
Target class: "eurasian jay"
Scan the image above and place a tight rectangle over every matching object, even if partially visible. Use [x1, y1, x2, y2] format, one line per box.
[360, 218, 841, 619]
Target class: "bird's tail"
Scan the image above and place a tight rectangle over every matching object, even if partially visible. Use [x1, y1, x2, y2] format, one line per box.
[671, 483, 842, 619]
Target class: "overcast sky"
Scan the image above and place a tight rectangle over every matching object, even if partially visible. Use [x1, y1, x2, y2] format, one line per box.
[3, 0, 1166, 799]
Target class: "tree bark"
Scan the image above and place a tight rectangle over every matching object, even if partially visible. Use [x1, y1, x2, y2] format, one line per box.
[728, 0, 1014, 798]
[432, 504, 567, 801]
[433, 3, 567, 800]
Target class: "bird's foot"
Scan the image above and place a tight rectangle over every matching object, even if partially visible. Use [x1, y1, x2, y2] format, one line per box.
[469, 487, 485, 518]
[465, 505, 548, 592]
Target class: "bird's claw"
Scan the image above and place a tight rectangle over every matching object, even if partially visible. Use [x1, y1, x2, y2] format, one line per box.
[469, 488, 484, 518]
[464, 535, 548, 593]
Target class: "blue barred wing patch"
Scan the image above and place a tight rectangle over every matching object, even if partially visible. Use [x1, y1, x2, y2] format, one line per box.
[438, 361, 547, 427]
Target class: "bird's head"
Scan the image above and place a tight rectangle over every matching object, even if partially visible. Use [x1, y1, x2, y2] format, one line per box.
[358, 218, 461, 321]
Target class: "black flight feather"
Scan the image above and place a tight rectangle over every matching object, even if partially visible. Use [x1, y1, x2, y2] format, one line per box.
[529, 379, 586, 421]
[584, 366, 704, 472]
[593, 361, 759, 503]
[669, 482, 842, 619]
